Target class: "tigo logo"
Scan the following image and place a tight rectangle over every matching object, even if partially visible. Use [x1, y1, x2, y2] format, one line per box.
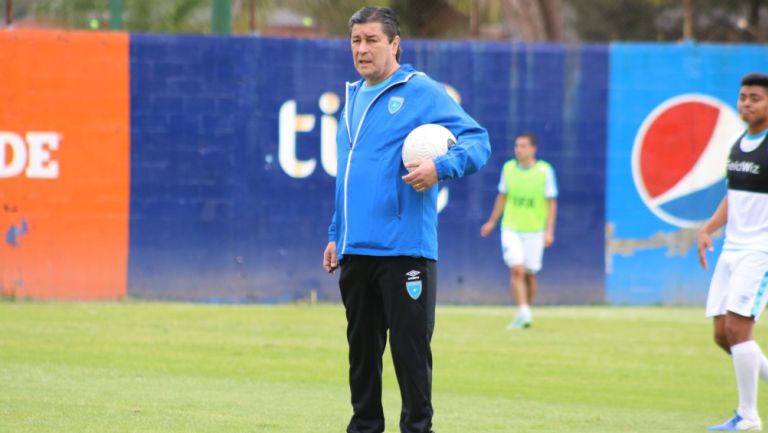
[631, 94, 743, 228]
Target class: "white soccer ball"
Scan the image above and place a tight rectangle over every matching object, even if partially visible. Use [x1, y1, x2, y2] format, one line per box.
[402, 124, 456, 172]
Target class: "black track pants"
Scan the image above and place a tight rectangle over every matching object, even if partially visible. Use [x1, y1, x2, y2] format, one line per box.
[339, 255, 437, 433]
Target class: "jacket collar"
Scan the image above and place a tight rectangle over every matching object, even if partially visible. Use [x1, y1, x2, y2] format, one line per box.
[348, 64, 417, 91]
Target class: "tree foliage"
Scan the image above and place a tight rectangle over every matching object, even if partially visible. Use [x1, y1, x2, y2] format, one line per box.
[7, 0, 766, 42]
[566, 0, 663, 41]
[566, 0, 765, 42]
[13, 0, 213, 32]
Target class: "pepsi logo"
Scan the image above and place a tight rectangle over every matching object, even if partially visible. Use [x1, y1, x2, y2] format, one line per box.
[632, 94, 744, 228]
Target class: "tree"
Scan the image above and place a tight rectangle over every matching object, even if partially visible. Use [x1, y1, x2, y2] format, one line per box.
[9, 0, 766, 42]
[565, 0, 767, 42]
[273, 0, 365, 36]
[565, 0, 665, 41]
[391, 0, 469, 39]
[499, 0, 563, 41]
[125, 0, 209, 33]
[12, 0, 263, 33]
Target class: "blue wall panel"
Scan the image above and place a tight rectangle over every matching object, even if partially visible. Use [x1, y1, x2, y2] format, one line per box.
[405, 41, 608, 304]
[606, 43, 768, 304]
[129, 35, 608, 303]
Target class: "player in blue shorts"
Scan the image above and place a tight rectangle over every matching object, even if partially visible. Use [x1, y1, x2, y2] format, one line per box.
[698, 73, 768, 431]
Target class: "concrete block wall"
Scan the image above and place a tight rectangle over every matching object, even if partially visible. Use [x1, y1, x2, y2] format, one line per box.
[127, 35, 608, 303]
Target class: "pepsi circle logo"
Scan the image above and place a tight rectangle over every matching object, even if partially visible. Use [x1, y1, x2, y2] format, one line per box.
[632, 94, 744, 228]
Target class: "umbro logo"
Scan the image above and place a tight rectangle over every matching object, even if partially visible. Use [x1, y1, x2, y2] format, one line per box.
[405, 270, 422, 299]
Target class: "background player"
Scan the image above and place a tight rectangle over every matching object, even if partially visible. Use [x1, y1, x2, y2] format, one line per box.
[480, 132, 557, 329]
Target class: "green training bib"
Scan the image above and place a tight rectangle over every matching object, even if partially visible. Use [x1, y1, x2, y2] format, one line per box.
[501, 160, 552, 232]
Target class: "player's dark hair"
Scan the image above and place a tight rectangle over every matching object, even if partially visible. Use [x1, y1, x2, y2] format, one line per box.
[741, 73, 768, 89]
[516, 132, 537, 147]
[348, 6, 402, 62]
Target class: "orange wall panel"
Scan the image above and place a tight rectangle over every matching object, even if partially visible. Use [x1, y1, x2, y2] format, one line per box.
[0, 30, 130, 300]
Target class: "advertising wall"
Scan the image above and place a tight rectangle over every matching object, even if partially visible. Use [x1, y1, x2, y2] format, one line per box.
[11, 30, 764, 305]
[606, 43, 768, 304]
[128, 36, 607, 304]
[0, 30, 130, 300]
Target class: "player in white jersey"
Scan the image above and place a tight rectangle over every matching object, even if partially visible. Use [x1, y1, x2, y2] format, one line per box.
[698, 73, 768, 432]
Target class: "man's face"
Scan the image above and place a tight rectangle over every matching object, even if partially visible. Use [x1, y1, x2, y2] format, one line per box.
[738, 85, 768, 130]
[350, 22, 399, 85]
[514, 137, 536, 162]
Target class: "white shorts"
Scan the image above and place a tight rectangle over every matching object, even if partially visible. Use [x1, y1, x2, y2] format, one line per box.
[706, 249, 768, 320]
[501, 229, 544, 273]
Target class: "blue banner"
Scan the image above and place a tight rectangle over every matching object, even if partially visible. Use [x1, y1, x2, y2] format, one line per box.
[129, 35, 608, 304]
[606, 43, 768, 304]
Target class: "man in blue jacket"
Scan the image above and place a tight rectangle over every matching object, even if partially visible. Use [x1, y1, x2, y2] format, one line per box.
[322, 6, 491, 433]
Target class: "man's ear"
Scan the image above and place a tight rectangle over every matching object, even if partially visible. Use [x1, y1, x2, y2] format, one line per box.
[391, 35, 400, 57]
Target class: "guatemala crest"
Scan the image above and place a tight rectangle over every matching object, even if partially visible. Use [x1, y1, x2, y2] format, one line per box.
[388, 96, 404, 114]
[405, 270, 422, 300]
[406, 281, 422, 300]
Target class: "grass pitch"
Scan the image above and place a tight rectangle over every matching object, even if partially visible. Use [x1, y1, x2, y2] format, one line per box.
[0, 302, 763, 432]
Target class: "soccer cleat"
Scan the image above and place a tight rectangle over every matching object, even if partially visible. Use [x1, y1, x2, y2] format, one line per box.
[506, 315, 532, 330]
[707, 413, 763, 431]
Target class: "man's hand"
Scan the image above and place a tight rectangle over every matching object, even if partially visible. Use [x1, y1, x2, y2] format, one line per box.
[480, 221, 495, 237]
[402, 159, 439, 192]
[544, 229, 555, 247]
[323, 241, 338, 273]
[697, 230, 714, 271]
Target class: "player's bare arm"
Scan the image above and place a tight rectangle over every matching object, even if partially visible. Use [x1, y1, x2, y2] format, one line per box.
[545, 198, 557, 247]
[697, 196, 728, 271]
[480, 193, 507, 237]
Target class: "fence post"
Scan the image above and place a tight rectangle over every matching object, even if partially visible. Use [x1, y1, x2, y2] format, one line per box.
[5, 0, 12, 27]
[110, 0, 123, 30]
[212, 0, 232, 34]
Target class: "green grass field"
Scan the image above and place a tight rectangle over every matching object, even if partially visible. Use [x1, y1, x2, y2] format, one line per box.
[1, 302, 765, 432]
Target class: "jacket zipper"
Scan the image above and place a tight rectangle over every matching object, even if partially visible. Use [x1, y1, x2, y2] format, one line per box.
[340, 73, 416, 255]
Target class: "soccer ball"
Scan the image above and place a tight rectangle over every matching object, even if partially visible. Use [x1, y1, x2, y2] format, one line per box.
[401, 124, 456, 172]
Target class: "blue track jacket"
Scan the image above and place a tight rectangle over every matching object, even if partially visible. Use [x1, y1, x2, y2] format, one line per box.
[328, 64, 491, 261]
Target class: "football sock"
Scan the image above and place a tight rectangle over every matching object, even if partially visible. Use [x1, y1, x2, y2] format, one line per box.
[731, 351, 768, 382]
[760, 353, 768, 383]
[518, 304, 531, 318]
[731, 340, 761, 421]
